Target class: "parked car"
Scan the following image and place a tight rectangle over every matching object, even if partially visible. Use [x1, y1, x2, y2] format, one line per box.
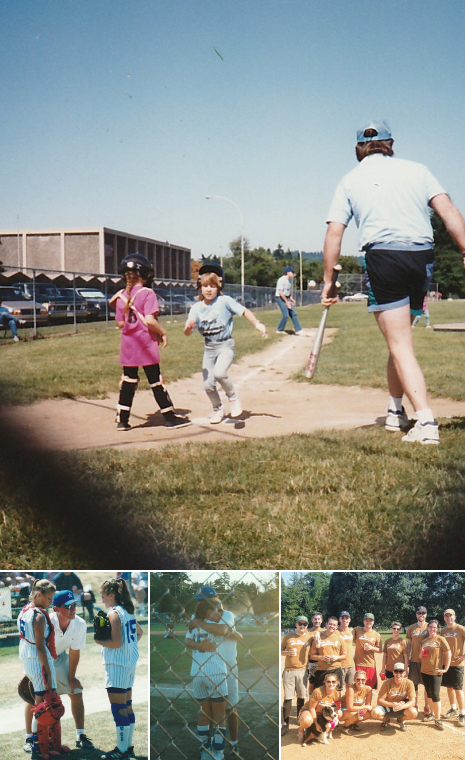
[12, 282, 87, 322]
[342, 292, 369, 302]
[75, 288, 112, 319]
[57, 288, 99, 321]
[0, 285, 49, 326]
[169, 294, 196, 313]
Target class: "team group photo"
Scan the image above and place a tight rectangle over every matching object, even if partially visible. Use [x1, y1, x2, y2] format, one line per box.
[0, 571, 148, 760]
[281, 572, 465, 759]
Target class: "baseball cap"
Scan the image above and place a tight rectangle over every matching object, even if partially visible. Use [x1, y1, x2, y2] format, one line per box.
[53, 590, 75, 607]
[296, 614, 309, 623]
[194, 585, 217, 600]
[340, 611, 351, 617]
[364, 613, 375, 620]
[284, 266, 295, 273]
[356, 119, 392, 143]
[416, 606, 427, 613]
[393, 662, 406, 672]
[444, 608, 455, 615]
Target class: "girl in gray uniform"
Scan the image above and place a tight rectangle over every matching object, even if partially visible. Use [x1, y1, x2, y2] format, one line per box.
[184, 262, 267, 423]
[96, 579, 144, 760]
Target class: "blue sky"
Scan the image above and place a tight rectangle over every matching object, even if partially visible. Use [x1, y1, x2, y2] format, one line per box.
[2, 0, 464, 260]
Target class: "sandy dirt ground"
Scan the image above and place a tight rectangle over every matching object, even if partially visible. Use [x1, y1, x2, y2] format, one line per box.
[3, 329, 465, 452]
[280, 652, 465, 760]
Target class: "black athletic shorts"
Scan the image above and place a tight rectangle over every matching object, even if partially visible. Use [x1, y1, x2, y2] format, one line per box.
[421, 672, 442, 702]
[442, 665, 464, 691]
[365, 248, 434, 315]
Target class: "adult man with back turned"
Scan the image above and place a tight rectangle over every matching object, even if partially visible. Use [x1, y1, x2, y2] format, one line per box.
[323, 119, 465, 444]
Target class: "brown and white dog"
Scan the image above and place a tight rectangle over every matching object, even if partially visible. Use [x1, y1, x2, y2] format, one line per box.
[303, 705, 339, 745]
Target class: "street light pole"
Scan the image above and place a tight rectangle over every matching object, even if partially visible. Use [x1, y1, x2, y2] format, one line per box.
[206, 195, 244, 302]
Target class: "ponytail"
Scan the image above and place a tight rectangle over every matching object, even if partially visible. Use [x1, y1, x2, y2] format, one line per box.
[29, 579, 56, 603]
[101, 578, 135, 614]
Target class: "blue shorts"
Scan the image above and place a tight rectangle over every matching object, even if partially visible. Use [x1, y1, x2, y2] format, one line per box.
[365, 249, 434, 315]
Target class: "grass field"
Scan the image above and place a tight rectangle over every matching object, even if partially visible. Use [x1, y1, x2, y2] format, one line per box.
[150, 628, 279, 760]
[1, 301, 465, 569]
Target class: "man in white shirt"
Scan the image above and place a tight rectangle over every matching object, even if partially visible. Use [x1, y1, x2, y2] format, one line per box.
[23, 590, 94, 753]
[275, 266, 302, 335]
[323, 119, 465, 444]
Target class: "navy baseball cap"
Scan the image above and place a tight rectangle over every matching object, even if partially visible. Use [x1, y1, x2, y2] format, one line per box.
[284, 266, 295, 273]
[53, 590, 75, 607]
[195, 585, 217, 600]
[340, 611, 351, 617]
[357, 119, 392, 143]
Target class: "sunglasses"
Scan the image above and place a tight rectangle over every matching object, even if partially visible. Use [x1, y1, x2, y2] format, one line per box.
[326, 680, 337, 684]
[392, 627, 401, 631]
[297, 622, 308, 626]
[63, 603, 77, 609]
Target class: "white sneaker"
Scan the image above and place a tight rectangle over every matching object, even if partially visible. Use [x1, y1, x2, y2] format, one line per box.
[402, 419, 439, 445]
[209, 406, 225, 424]
[229, 397, 242, 418]
[385, 406, 409, 431]
[295, 330, 303, 335]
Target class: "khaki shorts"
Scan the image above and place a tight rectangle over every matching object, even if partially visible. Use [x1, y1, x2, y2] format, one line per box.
[282, 669, 308, 700]
[54, 651, 83, 696]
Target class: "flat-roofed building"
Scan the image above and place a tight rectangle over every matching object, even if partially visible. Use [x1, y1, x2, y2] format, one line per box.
[0, 227, 191, 281]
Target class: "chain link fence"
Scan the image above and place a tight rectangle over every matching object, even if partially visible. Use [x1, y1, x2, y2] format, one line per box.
[0, 264, 322, 339]
[150, 572, 279, 760]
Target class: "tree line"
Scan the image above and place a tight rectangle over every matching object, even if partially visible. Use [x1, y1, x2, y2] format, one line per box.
[152, 572, 279, 615]
[281, 572, 465, 629]
[194, 215, 465, 296]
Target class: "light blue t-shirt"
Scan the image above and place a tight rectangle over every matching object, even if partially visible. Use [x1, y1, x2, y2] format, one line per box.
[326, 154, 446, 251]
[187, 295, 245, 342]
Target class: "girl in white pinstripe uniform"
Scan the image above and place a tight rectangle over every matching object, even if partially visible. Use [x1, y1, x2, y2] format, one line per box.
[96, 579, 143, 760]
[18, 579, 59, 758]
[185, 595, 228, 760]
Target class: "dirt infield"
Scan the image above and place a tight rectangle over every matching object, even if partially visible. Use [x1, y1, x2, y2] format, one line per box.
[3, 329, 465, 452]
[281, 652, 465, 760]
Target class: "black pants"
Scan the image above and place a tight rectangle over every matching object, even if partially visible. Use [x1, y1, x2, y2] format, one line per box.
[117, 364, 175, 424]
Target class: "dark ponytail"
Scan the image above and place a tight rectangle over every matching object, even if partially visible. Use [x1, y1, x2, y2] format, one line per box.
[101, 578, 135, 614]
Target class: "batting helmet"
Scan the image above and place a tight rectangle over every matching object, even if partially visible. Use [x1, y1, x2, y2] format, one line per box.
[197, 262, 224, 288]
[119, 253, 154, 285]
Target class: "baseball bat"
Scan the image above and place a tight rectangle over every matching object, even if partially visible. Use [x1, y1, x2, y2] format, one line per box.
[305, 264, 341, 379]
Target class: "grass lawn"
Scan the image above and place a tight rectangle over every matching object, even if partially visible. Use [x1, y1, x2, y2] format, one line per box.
[1, 301, 465, 569]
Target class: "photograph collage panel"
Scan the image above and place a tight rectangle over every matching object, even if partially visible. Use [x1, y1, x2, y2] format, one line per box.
[2, 570, 465, 759]
[0, 571, 149, 760]
[280, 571, 465, 760]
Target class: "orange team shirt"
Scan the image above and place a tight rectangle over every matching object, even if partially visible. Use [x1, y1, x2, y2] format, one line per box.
[338, 627, 355, 667]
[383, 637, 408, 671]
[440, 624, 465, 668]
[303, 687, 343, 714]
[281, 631, 312, 670]
[310, 631, 346, 672]
[420, 635, 451, 675]
[406, 623, 428, 663]
[378, 677, 415, 704]
[341, 683, 370, 709]
[353, 627, 381, 667]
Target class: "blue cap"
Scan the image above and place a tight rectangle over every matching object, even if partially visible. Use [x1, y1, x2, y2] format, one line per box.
[284, 266, 295, 273]
[356, 119, 392, 143]
[53, 590, 75, 607]
[340, 611, 351, 618]
[195, 585, 217, 600]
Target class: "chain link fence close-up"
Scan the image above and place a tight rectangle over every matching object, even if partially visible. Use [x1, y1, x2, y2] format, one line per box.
[150, 572, 279, 760]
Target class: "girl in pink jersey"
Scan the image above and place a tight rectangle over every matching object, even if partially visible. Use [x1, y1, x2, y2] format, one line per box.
[110, 253, 190, 432]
